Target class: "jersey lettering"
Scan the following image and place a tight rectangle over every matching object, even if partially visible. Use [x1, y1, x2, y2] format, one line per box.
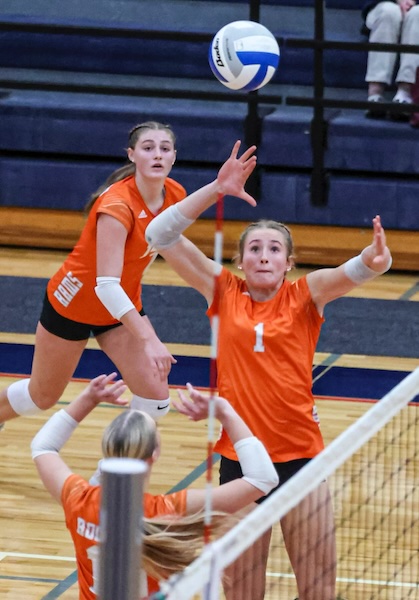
[76, 517, 100, 542]
[87, 544, 99, 595]
[86, 545, 147, 598]
[253, 322, 265, 352]
[53, 289, 70, 307]
[53, 271, 83, 308]
[312, 405, 320, 424]
[56, 284, 73, 303]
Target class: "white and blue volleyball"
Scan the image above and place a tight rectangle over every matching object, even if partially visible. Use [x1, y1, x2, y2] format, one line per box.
[209, 20, 280, 92]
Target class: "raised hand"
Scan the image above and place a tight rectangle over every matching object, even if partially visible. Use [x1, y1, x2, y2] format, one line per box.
[217, 141, 257, 206]
[173, 383, 215, 421]
[362, 215, 392, 272]
[143, 337, 177, 381]
[83, 372, 129, 407]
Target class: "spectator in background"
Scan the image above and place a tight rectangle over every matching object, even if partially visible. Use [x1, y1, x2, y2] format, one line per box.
[363, 0, 419, 119]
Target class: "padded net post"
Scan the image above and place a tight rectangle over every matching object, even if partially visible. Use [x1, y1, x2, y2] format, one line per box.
[98, 457, 148, 600]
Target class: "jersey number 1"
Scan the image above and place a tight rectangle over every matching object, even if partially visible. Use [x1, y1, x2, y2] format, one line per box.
[253, 322, 265, 353]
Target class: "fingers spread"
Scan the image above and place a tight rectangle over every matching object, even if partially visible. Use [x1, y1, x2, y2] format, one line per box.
[240, 144, 257, 162]
[229, 140, 241, 159]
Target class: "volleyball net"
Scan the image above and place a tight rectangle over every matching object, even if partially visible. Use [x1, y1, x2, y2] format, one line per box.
[158, 368, 419, 600]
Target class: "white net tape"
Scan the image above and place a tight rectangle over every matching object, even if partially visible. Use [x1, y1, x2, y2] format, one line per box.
[160, 367, 419, 600]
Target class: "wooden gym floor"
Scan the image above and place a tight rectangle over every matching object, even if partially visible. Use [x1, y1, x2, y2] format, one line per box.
[0, 247, 418, 599]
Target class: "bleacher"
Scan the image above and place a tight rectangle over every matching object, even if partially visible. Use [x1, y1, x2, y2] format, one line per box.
[1, 0, 418, 270]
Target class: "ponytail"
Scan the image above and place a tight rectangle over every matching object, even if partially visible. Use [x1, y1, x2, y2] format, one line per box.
[142, 511, 232, 581]
[84, 163, 135, 215]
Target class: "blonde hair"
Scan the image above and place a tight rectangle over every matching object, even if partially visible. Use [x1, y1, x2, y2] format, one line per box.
[102, 409, 157, 461]
[84, 121, 176, 214]
[143, 513, 230, 581]
[100, 409, 231, 583]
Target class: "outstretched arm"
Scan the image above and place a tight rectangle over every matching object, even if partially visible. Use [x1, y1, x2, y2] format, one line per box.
[96, 214, 177, 381]
[146, 141, 257, 304]
[172, 140, 257, 222]
[173, 384, 278, 514]
[31, 374, 128, 504]
[307, 215, 392, 313]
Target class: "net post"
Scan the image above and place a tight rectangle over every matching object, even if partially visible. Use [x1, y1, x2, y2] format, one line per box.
[98, 457, 148, 600]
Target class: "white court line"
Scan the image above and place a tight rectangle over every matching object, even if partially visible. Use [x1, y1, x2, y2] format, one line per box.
[0, 551, 75, 562]
[312, 361, 337, 384]
[267, 571, 419, 589]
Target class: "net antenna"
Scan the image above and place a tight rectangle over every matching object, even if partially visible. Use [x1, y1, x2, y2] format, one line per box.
[160, 367, 419, 600]
[204, 192, 225, 545]
[97, 457, 148, 600]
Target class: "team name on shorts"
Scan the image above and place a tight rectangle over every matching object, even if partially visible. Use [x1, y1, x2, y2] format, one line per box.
[53, 272, 83, 307]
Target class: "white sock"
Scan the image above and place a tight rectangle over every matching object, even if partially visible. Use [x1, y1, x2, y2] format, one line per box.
[393, 89, 412, 103]
[367, 93, 383, 102]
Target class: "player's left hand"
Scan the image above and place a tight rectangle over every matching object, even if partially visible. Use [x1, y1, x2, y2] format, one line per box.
[362, 215, 392, 272]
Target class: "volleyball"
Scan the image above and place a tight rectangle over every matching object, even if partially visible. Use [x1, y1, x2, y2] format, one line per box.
[208, 20, 280, 92]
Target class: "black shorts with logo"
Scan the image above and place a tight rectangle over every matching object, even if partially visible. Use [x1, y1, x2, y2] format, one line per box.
[219, 455, 312, 504]
[39, 293, 145, 341]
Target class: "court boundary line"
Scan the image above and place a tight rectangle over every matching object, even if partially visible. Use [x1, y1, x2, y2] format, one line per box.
[266, 571, 419, 590]
[399, 280, 419, 300]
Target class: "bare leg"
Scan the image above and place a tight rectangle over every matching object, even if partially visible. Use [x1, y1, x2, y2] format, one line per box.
[96, 321, 169, 400]
[367, 82, 385, 97]
[223, 505, 272, 600]
[0, 322, 87, 422]
[281, 481, 336, 600]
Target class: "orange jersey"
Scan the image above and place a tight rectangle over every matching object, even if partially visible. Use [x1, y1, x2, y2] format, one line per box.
[47, 176, 186, 325]
[61, 473, 187, 600]
[209, 269, 325, 463]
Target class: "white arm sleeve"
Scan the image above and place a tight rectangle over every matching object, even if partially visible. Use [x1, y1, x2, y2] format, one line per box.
[31, 409, 78, 459]
[343, 249, 392, 284]
[234, 437, 279, 495]
[95, 276, 136, 320]
[145, 204, 195, 250]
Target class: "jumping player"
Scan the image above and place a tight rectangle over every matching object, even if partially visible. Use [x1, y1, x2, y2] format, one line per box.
[0, 122, 185, 427]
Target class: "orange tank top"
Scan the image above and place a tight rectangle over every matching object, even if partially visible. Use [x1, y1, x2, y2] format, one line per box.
[209, 268, 325, 463]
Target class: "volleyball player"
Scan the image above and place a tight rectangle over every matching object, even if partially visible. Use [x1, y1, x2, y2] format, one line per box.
[31, 372, 279, 599]
[144, 141, 392, 600]
[0, 127, 258, 432]
[0, 122, 186, 427]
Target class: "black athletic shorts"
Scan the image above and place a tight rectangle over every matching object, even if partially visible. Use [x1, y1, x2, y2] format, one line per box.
[219, 455, 312, 504]
[39, 293, 146, 341]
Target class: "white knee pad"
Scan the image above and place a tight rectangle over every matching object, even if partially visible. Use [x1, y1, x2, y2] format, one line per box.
[7, 379, 42, 416]
[130, 395, 170, 421]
